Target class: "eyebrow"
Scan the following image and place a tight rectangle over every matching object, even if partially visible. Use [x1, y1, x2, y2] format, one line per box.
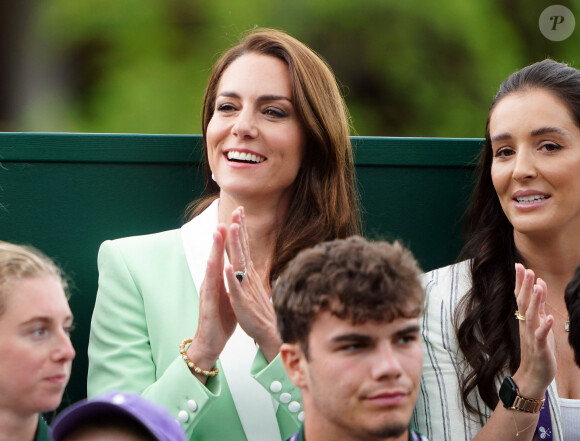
[531, 126, 568, 137]
[396, 325, 421, 336]
[330, 325, 420, 344]
[331, 333, 373, 344]
[20, 315, 74, 326]
[217, 91, 293, 103]
[491, 126, 568, 143]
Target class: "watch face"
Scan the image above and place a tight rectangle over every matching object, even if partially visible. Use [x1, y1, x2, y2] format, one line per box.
[499, 377, 517, 407]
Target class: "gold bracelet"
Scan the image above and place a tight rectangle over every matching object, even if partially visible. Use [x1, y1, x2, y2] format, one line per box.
[510, 412, 537, 437]
[179, 338, 219, 377]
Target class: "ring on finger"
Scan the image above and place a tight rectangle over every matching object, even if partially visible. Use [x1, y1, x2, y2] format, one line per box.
[514, 310, 526, 321]
[235, 268, 247, 283]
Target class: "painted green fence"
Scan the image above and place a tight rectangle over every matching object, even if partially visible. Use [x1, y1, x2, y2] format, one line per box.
[0, 133, 482, 409]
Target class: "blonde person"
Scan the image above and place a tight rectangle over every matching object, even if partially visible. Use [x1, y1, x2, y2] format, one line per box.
[87, 28, 360, 441]
[0, 241, 75, 441]
[413, 59, 580, 441]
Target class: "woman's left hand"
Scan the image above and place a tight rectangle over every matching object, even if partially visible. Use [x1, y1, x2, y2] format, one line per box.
[512, 264, 556, 399]
[225, 207, 282, 362]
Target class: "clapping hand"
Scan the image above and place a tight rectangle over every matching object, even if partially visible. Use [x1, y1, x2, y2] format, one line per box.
[224, 207, 282, 362]
[188, 207, 281, 383]
[512, 263, 556, 399]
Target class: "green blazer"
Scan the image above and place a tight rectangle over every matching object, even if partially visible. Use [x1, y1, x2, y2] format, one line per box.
[87, 226, 301, 440]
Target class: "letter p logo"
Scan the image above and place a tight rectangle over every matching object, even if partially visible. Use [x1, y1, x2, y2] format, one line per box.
[550, 15, 565, 30]
[539, 5, 575, 41]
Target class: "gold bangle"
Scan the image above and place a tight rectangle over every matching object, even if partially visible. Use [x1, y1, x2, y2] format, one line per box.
[179, 338, 219, 377]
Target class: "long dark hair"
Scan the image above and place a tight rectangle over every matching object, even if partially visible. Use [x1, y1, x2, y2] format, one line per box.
[456, 59, 580, 416]
[183, 28, 361, 282]
[565, 264, 580, 368]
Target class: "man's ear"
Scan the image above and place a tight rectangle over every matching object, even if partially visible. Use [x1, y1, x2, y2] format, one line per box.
[280, 342, 308, 388]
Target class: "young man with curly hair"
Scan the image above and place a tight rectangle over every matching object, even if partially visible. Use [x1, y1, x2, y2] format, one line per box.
[273, 236, 428, 441]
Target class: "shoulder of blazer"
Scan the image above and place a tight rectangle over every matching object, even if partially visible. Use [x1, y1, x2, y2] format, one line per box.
[104, 228, 183, 255]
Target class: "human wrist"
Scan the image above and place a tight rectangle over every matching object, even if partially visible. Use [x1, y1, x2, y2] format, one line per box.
[255, 328, 282, 362]
[184, 337, 219, 373]
[511, 372, 549, 400]
[500, 376, 545, 414]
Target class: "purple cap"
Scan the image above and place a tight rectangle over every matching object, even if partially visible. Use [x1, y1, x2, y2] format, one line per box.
[50, 391, 187, 441]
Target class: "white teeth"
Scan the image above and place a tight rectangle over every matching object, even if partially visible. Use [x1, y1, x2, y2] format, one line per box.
[516, 195, 548, 203]
[227, 151, 265, 163]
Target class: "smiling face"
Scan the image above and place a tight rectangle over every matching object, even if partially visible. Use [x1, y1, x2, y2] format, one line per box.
[205, 52, 306, 208]
[284, 312, 422, 441]
[0, 276, 75, 416]
[490, 88, 580, 240]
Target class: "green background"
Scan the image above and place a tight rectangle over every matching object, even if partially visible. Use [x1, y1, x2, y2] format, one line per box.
[3, 1, 580, 136]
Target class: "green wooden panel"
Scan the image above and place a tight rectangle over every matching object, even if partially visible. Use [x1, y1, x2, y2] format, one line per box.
[0, 133, 482, 410]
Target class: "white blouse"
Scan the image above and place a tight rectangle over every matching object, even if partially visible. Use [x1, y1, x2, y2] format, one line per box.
[559, 398, 580, 441]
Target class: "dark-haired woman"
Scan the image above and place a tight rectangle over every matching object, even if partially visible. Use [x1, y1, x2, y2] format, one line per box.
[413, 59, 580, 441]
[87, 28, 360, 441]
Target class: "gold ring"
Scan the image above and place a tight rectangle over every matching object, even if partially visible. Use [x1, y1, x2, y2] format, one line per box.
[515, 310, 526, 321]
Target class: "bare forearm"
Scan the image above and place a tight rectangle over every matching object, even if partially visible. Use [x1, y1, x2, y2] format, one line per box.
[471, 404, 540, 441]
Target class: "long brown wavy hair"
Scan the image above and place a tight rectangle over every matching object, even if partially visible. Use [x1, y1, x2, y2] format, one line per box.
[456, 59, 580, 416]
[183, 28, 361, 283]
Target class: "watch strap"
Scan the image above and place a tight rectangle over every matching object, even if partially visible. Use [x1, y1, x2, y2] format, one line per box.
[500, 376, 544, 413]
[509, 394, 544, 413]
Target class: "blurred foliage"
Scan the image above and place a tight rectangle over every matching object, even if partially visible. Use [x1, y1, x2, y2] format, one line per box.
[10, 0, 580, 136]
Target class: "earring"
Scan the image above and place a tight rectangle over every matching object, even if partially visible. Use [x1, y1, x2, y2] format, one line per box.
[211, 173, 216, 182]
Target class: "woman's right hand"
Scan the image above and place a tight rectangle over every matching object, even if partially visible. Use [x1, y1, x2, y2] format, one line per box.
[187, 224, 237, 383]
[512, 263, 556, 399]
[224, 207, 282, 362]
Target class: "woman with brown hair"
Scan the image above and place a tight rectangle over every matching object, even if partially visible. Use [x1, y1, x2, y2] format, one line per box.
[0, 241, 75, 441]
[87, 27, 360, 441]
[413, 59, 580, 441]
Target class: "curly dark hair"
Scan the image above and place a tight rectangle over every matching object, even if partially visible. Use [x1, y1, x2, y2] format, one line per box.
[273, 235, 424, 357]
[565, 264, 580, 368]
[184, 28, 361, 283]
[456, 59, 580, 416]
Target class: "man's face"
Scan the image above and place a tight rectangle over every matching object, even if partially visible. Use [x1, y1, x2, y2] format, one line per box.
[282, 311, 422, 441]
